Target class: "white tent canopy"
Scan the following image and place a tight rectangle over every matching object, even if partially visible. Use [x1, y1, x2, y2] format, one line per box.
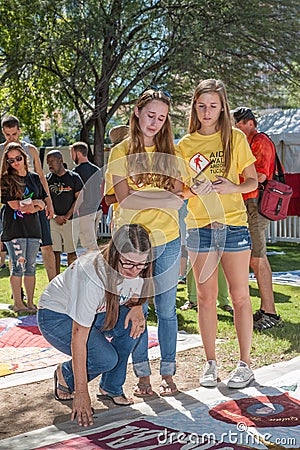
[258, 109, 300, 173]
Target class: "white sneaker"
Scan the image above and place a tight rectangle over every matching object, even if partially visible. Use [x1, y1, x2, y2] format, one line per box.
[200, 360, 218, 387]
[227, 361, 254, 388]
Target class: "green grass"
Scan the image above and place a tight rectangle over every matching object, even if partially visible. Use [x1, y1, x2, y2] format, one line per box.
[151, 242, 300, 370]
[1, 242, 299, 370]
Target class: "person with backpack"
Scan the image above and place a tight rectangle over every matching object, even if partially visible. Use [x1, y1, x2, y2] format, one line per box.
[233, 107, 283, 331]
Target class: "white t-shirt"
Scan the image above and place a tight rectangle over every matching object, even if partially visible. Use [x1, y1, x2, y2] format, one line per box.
[117, 277, 144, 306]
[38, 251, 144, 327]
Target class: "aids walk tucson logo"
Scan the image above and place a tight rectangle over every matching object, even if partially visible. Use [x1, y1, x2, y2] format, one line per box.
[189, 152, 211, 174]
[189, 151, 224, 176]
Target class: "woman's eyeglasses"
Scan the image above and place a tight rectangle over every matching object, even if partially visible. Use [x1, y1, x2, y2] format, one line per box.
[144, 85, 172, 99]
[7, 155, 23, 164]
[119, 259, 149, 270]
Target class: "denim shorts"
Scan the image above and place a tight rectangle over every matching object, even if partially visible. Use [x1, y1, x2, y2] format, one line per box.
[186, 224, 252, 253]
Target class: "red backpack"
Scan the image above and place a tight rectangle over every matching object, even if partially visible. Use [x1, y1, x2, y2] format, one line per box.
[251, 133, 293, 221]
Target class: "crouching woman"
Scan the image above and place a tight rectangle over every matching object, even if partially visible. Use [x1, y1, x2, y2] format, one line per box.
[37, 223, 152, 426]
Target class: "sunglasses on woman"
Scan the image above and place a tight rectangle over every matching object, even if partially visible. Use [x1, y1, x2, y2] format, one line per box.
[7, 155, 23, 164]
[143, 85, 172, 99]
[119, 258, 149, 270]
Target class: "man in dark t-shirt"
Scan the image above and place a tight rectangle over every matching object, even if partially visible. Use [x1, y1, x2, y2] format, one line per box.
[46, 150, 83, 275]
[70, 142, 103, 250]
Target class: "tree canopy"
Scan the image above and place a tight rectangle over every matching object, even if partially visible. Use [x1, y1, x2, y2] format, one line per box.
[0, 0, 299, 165]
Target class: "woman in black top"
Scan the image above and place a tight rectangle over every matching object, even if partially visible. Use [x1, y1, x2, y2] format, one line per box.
[0, 142, 47, 313]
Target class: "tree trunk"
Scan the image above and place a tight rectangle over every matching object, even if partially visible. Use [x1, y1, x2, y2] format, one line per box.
[93, 115, 105, 168]
[93, 84, 110, 168]
[80, 122, 94, 162]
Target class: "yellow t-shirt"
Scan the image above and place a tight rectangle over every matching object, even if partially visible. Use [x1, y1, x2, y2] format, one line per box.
[105, 139, 182, 247]
[178, 128, 256, 229]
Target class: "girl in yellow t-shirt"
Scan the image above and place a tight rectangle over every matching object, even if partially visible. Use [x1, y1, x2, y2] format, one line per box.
[179, 79, 257, 389]
[106, 88, 184, 397]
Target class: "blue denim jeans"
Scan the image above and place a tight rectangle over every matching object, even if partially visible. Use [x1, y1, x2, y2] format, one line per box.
[132, 236, 181, 377]
[37, 305, 137, 396]
[187, 225, 251, 253]
[6, 238, 40, 276]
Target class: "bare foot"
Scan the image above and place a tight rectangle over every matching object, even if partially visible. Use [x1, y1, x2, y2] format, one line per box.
[54, 364, 73, 401]
[133, 376, 154, 397]
[98, 388, 134, 406]
[13, 302, 30, 314]
[159, 376, 178, 396]
[27, 304, 37, 313]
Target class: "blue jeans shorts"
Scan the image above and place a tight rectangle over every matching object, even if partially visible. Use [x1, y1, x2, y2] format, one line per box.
[187, 223, 252, 253]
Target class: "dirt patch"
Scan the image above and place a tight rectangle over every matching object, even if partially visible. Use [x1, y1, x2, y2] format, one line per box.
[0, 347, 290, 440]
[0, 347, 204, 440]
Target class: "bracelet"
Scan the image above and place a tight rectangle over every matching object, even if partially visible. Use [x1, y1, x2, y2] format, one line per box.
[190, 186, 197, 195]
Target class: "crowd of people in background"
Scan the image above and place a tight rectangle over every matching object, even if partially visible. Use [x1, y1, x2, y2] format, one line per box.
[0, 79, 281, 425]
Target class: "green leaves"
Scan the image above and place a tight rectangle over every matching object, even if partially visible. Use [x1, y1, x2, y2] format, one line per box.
[0, 0, 299, 156]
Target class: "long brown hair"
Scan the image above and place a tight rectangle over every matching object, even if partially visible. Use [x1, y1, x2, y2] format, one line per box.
[127, 89, 179, 189]
[188, 79, 233, 177]
[0, 143, 29, 199]
[95, 223, 153, 330]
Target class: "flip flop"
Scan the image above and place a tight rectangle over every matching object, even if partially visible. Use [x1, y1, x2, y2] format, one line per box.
[159, 379, 178, 397]
[54, 369, 73, 401]
[27, 305, 37, 311]
[133, 381, 154, 397]
[96, 391, 134, 406]
[13, 307, 30, 315]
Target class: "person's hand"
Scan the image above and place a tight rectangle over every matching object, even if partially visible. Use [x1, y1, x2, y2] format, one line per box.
[71, 391, 94, 427]
[190, 179, 213, 195]
[45, 204, 54, 219]
[55, 215, 66, 225]
[33, 199, 46, 211]
[212, 176, 238, 194]
[124, 305, 146, 339]
[19, 198, 35, 214]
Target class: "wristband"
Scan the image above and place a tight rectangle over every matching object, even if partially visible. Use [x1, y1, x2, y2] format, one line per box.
[190, 186, 197, 195]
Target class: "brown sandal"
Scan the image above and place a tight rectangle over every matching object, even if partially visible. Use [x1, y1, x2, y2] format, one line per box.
[133, 382, 154, 397]
[97, 389, 134, 406]
[159, 379, 178, 397]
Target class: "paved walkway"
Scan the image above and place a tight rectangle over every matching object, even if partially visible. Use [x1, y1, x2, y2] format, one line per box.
[1, 356, 299, 450]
